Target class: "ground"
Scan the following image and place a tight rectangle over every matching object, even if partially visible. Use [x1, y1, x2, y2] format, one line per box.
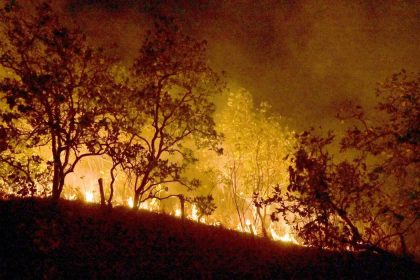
[0, 198, 418, 279]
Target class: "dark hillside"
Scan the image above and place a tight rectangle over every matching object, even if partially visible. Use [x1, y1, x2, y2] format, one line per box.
[0, 199, 418, 279]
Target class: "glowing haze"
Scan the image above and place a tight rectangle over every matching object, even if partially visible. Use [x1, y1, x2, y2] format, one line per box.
[64, 0, 420, 129]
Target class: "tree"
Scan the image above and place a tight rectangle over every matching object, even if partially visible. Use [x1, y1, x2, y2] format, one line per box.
[339, 70, 419, 255]
[192, 195, 217, 221]
[0, 2, 120, 201]
[0, 122, 51, 197]
[262, 71, 419, 256]
[215, 89, 294, 236]
[113, 17, 224, 209]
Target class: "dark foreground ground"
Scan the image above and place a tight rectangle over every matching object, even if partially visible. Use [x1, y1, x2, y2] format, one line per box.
[0, 198, 418, 279]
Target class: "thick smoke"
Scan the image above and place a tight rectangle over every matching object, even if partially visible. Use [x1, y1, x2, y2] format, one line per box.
[65, 0, 419, 130]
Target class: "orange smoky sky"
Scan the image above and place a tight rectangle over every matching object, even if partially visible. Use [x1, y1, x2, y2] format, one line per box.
[64, 0, 419, 130]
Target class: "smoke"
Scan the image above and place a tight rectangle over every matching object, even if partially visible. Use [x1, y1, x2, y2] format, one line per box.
[64, 0, 419, 130]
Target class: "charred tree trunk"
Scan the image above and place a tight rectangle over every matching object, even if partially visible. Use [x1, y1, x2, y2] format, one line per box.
[51, 146, 65, 203]
[107, 165, 117, 208]
[51, 166, 64, 203]
[133, 191, 141, 210]
[179, 195, 185, 219]
[51, 164, 60, 202]
[133, 194, 139, 210]
[98, 178, 106, 207]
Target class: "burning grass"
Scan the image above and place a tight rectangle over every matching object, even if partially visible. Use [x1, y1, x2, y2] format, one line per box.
[0, 198, 418, 279]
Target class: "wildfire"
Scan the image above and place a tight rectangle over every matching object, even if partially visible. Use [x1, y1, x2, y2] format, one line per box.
[236, 219, 257, 235]
[128, 197, 134, 208]
[191, 204, 199, 221]
[64, 194, 77, 201]
[270, 224, 298, 244]
[85, 191, 94, 203]
[138, 198, 159, 212]
[79, 190, 298, 246]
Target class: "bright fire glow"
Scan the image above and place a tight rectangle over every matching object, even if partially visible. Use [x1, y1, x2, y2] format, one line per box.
[240, 219, 256, 235]
[64, 194, 77, 200]
[278, 232, 297, 243]
[245, 219, 251, 226]
[128, 197, 134, 208]
[191, 204, 199, 221]
[85, 191, 94, 203]
[270, 224, 298, 244]
[140, 201, 151, 211]
[76, 189, 298, 246]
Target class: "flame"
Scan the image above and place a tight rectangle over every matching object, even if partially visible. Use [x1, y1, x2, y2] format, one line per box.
[79, 190, 296, 245]
[128, 197, 134, 208]
[76, 188, 298, 246]
[150, 198, 158, 207]
[270, 224, 298, 244]
[85, 191, 94, 203]
[238, 219, 256, 235]
[64, 194, 77, 200]
[139, 201, 147, 209]
[189, 205, 207, 223]
[278, 232, 297, 243]
[138, 198, 159, 212]
[140, 200, 157, 211]
[140, 201, 152, 211]
[236, 223, 243, 232]
[191, 204, 199, 221]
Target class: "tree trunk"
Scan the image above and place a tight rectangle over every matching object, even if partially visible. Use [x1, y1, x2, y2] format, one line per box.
[98, 178, 106, 207]
[107, 165, 117, 208]
[51, 168, 64, 202]
[256, 206, 269, 238]
[179, 195, 185, 219]
[51, 188, 60, 202]
[51, 167, 60, 201]
[51, 152, 65, 202]
[133, 192, 140, 210]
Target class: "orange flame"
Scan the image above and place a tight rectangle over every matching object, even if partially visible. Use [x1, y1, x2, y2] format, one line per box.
[85, 191, 94, 203]
[270, 224, 298, 244]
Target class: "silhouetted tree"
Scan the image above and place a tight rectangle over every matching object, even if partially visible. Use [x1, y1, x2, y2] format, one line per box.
[193, 195, 217, 221]
[260, 71, 419, 256]
[0, 123, 51, 197]
[338, 70, 419, 255]
[114, 17, 224, 208]
[0, 2, 120, 202]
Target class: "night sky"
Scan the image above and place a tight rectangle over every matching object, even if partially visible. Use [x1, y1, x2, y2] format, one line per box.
[64, 0, 419, 130]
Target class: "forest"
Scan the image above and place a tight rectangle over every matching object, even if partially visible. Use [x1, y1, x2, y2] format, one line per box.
[0, 1, 418, 278]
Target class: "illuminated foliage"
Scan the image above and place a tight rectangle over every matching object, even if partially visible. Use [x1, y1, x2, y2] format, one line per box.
[0, 2, 121, 201]
[215, 89, 294, 235]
